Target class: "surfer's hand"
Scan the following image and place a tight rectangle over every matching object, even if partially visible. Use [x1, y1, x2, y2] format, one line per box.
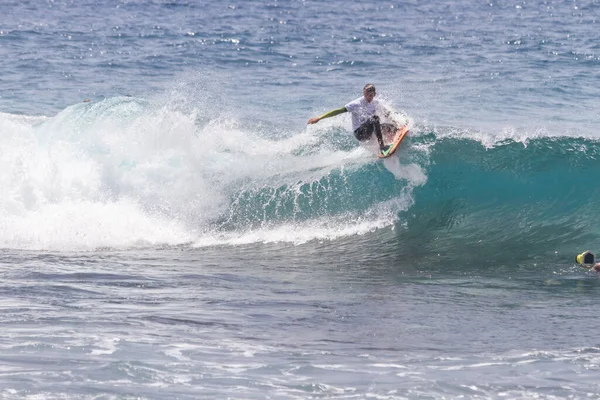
[307, 117, 320, 124]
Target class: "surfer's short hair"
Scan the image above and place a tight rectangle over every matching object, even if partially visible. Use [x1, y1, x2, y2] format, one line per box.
[363, 84, 376, 93]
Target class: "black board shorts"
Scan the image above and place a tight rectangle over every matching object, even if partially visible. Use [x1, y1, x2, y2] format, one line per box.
[353, 117, 396, 142]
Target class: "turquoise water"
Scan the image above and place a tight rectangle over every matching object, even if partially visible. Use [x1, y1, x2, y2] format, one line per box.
[1, 1, 600, 398]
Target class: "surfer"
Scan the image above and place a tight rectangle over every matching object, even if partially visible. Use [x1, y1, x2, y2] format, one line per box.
[576, 251, 600, 273]
[307, 84, 399, 156]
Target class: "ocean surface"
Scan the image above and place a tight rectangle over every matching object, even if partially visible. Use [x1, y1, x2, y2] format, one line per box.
[2, 1, 600, 398]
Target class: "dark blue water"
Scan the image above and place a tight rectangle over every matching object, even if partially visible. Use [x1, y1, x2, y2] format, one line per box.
[2, 1, 600, 398]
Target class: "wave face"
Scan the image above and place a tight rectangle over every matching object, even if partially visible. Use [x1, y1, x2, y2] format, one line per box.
[402, 132, 600, 268]
[1, 97, 598, 254]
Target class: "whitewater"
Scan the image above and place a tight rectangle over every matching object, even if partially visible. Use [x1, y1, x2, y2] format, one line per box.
[0, 95, 424, 250]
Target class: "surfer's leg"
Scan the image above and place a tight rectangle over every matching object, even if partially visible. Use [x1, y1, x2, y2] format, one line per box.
[353, 123, 371, 141]
[381, 123, 397, 136]
[354, 117, 386, 150]
[371, 116, 385, 149]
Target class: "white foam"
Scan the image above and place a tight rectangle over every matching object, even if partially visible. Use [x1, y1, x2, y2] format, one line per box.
[429, 123, 600, 149]
[0, 98, 423, 250]
[90, 337, 121, 356]
[193, 198, 410, 247]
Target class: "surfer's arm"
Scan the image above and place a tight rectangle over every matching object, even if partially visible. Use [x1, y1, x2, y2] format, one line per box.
[307, 107, 347, 124]
[380, 104, 407, 126]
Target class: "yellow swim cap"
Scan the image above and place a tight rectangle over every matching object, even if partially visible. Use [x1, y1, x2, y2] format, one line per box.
[576, 251, 595, 266]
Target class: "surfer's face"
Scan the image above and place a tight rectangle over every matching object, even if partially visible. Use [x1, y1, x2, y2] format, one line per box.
[363, 89, 376, 102]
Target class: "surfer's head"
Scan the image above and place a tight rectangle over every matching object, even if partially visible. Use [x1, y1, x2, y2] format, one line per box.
[576, 251, 596, 267]
[363, 84, 376, 102]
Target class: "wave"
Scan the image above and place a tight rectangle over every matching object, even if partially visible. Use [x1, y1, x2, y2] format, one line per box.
[0, 96, 597, 255]
[401, 132, 600, 267]
[0, 96, 420, 250]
